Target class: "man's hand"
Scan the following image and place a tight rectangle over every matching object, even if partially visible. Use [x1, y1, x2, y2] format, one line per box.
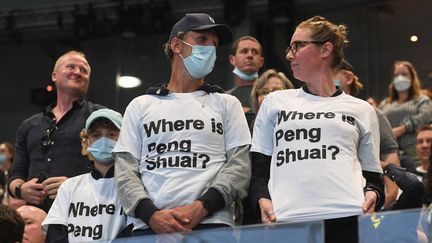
[20, 178, 46, 205]
[363, 190, 378, 213]
[149, 209, 191, 234]
[383, 176, 398, 209]
[258, 198, 276, 224]
[42, 176, 67, 199]
[173, 201, 208, 230]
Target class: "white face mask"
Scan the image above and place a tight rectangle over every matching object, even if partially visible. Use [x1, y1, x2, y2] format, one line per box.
[393, 75, 411, 91]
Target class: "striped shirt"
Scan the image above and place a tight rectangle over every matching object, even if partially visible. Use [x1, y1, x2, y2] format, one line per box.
[379, 95, 432, 150]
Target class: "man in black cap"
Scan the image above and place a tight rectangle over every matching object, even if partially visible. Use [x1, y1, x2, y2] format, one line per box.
[113, 13, 251, 235]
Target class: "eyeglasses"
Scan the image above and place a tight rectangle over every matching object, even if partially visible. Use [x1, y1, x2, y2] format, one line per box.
[40, 125, 56, 150]
[285, 40, 326, 55]
[257, 87, 286, 97]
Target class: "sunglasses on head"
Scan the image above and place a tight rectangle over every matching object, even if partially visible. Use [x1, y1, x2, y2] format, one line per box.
[257, 87, 286, 96]
[40, 125, 56, 150]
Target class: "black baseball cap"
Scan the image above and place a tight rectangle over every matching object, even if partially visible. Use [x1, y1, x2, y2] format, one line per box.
[168, 13, 233, 45]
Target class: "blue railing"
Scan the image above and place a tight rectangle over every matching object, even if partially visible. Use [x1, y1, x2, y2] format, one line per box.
[112, 208, 431, 243]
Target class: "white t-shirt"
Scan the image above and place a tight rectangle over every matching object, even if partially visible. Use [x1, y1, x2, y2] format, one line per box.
[114, 91, 251, 229]
[41, 173, 128, 242]
[251, 88, 382, 223]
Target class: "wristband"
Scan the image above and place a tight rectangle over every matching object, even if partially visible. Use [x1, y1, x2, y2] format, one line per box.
[364, 187, 380, 202]
[15, 184, 23, 199]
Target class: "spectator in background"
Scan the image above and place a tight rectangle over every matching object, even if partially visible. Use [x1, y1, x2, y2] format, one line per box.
[250, 69, 294, 114]
[0, 142, 26, 208]
[424, 139, 432, 205]
[250, 16, 383, 243]
[8, 50, 104, 212]
[227, 36, 264, 113]
[0, 142, 14, 176]
[415, 126, 432, 180]
[379, 61, 432, 162]
[0, 142, 14, 203]
[421, 69, 432, 99]
[247, 69, 294, 133]
[401, 125, 432, 181]
[0, 204, 24, 243]
[381, 162, 424, 210]
[333, 60, 363, 97]
[334, 60, 400, 209]
[366, 97, 380, 108]
[428, 69, 432, 83]
[16, 206, 46, 243]
[42, 109, 130, 242]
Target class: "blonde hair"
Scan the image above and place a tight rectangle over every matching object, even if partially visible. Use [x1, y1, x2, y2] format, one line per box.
[385, 60, 422, 104]
[53, 51, 90, 73]
[297, 16, 348, 68]
[250, 69, 294, 113]
[80, 129, 95, 162]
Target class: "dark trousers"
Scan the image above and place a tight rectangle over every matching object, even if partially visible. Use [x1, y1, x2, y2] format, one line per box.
[324, 215, 358, 243]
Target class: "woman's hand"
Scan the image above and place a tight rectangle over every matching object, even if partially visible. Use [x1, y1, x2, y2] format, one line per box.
[392, 125, 406, 138]
[363, 190, 378, 213]
[258, 198, 276, 224]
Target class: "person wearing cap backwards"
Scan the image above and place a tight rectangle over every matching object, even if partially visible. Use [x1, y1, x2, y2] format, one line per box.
[334, 60, 401, 209]
[113, 13, 251, 235]
[41, 109, 131, 242]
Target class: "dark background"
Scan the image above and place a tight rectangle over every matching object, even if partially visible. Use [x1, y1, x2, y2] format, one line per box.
[1, 0, 431, 143]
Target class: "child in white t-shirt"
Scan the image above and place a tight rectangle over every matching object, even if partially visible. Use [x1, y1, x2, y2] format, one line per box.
[42, 109, 131, 242]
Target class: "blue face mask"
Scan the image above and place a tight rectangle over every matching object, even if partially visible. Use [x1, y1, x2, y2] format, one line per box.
[179, 40, 217, 78]
[333, 79, 341, 87]
[87, 137, 117, 164]
[0, 154, 6, 164]
[233, 67, 258, 81]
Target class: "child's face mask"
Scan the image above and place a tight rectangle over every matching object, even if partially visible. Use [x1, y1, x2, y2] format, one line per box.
[87, 137, 117, 164]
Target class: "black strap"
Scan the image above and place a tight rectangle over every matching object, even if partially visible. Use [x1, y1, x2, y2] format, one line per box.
[145, 82, 225, 96]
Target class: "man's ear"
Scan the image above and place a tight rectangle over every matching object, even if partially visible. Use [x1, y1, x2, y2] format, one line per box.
[170, 38, 182, 54]
[51, 72, 57, 83]
[229, 54, 236, 66]
[258, 56, 264, 69]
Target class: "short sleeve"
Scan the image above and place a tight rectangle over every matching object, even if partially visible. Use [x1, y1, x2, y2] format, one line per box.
[41, 179, 71, 233]
[113, 98, 142, 160]
[223, 96, 251, 151]
[251, 96, 275, 156]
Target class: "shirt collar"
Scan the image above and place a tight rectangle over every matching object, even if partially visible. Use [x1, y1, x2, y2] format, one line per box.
[44, 97, 87, 115]
[145, 82, 225, 96]
[302, 84, 342, 97]
[89, 162, 115, 180]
